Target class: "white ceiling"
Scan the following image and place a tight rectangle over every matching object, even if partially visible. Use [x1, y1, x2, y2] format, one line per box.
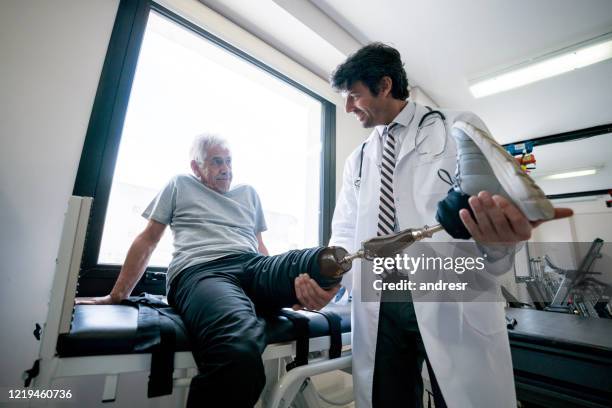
[199, 0, 351, 79]
[310, 0, 612, 144]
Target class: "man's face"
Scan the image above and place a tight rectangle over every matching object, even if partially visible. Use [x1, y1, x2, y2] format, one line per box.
[343, 81, 389, 128]
[192, 145, 233, 193]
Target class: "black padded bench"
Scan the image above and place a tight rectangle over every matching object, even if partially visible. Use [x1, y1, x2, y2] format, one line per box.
[50, 301, 352, 405]
[57, 303, 351, 358]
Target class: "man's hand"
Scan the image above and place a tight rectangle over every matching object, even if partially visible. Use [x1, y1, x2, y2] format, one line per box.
[75, 294, 121, 305]
[459, 191, 573, 244]
[293, 274, 340, 311]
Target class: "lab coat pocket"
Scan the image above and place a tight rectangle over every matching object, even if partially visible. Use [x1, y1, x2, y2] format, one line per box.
[408, 157, 453, 221]
[463, 302, 506, 336]
[412, 191, 446, 226]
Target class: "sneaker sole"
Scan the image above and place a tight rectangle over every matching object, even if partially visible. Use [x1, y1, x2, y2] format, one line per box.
[453, 121, 555, 221]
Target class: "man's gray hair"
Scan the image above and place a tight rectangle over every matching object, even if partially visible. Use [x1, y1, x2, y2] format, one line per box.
[190, 133, 229, 165]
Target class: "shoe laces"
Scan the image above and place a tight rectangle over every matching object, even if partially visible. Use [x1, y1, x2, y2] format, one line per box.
[437, 168, 458, 188]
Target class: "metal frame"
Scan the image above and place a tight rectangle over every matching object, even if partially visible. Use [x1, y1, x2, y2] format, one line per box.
[547, 189, 611, 200]
[74, 0, 337, 291]
[31, 340, 351, 407]
[503, 123, 612, 148]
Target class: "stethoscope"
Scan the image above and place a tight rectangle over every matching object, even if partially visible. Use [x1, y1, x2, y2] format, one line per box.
[354, 109, 448, 189]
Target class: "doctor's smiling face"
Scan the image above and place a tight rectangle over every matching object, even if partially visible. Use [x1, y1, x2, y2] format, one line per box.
[191, 144, 233, 193]
[343, 79, 396, 128]
[332, 43, 410, 128]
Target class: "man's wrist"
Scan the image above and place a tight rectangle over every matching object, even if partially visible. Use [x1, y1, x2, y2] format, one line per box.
[109, 290, 128, 303]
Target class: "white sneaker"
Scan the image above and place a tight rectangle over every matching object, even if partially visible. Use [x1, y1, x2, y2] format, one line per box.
[452, 120, 554, 221]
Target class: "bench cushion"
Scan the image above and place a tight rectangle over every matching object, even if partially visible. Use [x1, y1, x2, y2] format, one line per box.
[57, 303, 350, 357]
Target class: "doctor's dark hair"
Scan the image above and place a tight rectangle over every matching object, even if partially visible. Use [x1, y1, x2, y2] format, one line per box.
[330, 42, 409, 100]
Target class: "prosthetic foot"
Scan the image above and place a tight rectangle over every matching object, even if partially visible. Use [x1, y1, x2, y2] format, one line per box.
[436, 121, 554, 238]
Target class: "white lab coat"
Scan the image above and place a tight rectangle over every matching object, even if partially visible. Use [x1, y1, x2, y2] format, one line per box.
[330, 102, 517, 408]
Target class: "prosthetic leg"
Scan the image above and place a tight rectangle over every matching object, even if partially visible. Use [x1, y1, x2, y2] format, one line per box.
[318, 224, 446, 278]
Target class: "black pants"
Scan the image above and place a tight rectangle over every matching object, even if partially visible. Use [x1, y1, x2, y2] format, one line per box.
[167, 248, 335, 408]
[372, 279, 447, 408]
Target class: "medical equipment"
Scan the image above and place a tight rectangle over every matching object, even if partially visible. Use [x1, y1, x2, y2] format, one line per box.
[414, 109, 448, 156]
[505, 141, 534, 156]
[505, 141, 537, 173]
[524, 239, 611, 318]
[354, 108, 448, 189]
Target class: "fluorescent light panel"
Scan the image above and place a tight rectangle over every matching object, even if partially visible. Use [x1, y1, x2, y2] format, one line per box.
[470, 33, 612, 98]
[542, 168, 597, 180]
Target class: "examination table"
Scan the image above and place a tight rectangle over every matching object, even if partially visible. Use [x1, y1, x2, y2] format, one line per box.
[26, 196, 352, 408]
[41, 303, 611, 407]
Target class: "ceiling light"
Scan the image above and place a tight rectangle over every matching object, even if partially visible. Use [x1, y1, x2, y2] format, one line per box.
[469, 33, 612, 98]
[541, 168, 598, 180]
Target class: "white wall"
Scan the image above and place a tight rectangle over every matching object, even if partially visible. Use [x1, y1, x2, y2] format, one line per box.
[0, 0, 367, 404]
[0, 0, 119, 389]
[532, 195, 612, 243]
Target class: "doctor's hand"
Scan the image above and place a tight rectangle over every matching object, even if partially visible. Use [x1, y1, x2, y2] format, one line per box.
[293, 274, 340, 311]
[459, 191, 573, 244]
[75, 294, 122, 305]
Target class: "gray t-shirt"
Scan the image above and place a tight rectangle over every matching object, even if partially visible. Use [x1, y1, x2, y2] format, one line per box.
[142, 174, 267, 288]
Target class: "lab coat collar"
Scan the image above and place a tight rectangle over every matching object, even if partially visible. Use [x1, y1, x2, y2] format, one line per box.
[391, 100, 416, 129]
[374, 100, 416, 138]
[364, 101, 418, 165]
[397, 101, 430, 163]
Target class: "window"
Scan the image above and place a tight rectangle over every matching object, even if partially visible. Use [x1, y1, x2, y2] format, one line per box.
[74, 1, 335, 290]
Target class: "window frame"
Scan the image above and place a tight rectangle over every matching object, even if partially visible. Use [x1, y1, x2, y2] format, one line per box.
[73, 0, 336, 294]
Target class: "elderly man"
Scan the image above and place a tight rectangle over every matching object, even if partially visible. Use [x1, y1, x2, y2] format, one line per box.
[79, 133, 341, 407]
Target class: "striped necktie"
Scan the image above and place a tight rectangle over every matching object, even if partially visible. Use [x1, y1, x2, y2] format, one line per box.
[377, 123, 398, 236]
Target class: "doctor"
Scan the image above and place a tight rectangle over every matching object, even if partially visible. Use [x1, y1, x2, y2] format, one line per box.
[328, 43, 569, 407]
